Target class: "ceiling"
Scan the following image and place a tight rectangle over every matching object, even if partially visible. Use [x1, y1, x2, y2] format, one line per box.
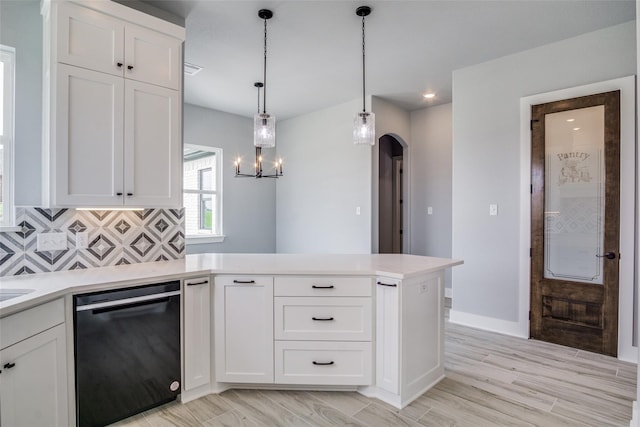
[142, 0, 635, 120]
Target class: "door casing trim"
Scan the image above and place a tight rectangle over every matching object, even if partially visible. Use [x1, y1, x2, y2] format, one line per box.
[519, 76, 636, 362]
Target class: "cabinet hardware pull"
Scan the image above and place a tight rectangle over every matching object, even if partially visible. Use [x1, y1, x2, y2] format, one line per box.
[311, 285, 334, 289]
[596, 252, 616, 260]
[233, 280, 256, 284]
[127, 65, 134, 70]
[312, 361, 334, 366]
[3, 362, 15, 369]
[127, 193, 133, 196]
[377, 282, 397, 287]
[117, 62, 123, 68]
[116, 192, 123, 196]
[187, 281, 208, 286]
[312, 317, 334, 321]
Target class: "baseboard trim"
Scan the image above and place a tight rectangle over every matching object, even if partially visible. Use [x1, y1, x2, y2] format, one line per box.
[449, 309, 527, 338]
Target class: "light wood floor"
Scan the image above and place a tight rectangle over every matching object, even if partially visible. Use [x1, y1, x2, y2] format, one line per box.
[111, 306, 637, 427]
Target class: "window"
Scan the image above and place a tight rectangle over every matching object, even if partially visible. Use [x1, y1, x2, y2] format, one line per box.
[184, 145, 223, 243]
[0, 45, 15, 229]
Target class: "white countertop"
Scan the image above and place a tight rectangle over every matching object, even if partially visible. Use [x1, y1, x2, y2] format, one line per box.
[0, 253, 462, 317]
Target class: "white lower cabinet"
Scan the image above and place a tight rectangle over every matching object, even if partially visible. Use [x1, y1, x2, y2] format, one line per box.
[373, 272, 445, 408]
[184, 276, 211, 391]
[0, 300, 68, 427]
[275, 341, 372, 385]
[214, 276, 274, 383]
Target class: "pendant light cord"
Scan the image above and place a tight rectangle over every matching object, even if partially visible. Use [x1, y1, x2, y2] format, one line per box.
[361, 13, 366, 113]
[263, 17, 268, 115]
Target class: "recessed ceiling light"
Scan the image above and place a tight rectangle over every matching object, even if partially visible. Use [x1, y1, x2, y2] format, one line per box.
[423, 93, 436, 99]
[573, 127, 580, 131]
[566, 118, 575, 122]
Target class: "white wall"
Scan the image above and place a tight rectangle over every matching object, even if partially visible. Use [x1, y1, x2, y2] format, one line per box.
[184, 104, 276, 254]
[276, 98, 372, 253]
[371, 97, 411, 253]
[451, 22, 636, 326]
[0, 0, 42, 206]
[410, 103, 453, 290]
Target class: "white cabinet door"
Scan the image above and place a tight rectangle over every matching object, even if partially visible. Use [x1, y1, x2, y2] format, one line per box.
[57, 1, 125, 76]
[184, 277, 211, 391]
[214, 276, 274, 383]
[124, 24, 182, 90]
[55, 64, 124, 206]
[124, 79, 181, 207]
[375, 277, 400, 394]
[0, 324, 68, 427]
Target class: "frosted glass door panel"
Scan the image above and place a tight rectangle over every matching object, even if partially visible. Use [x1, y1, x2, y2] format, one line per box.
[543, 106, 604, 284]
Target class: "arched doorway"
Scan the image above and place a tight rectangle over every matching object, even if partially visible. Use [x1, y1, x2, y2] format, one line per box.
[379, 135, 405, 253]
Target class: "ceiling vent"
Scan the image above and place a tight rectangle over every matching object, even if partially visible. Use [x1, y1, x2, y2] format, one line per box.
[184, 62, 203, 76]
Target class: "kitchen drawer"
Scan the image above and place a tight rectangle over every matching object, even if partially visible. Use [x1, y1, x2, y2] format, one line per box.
[274, 276, 372, 297]
[0, 298, 65, 350]
[275, 341, 372, 385]
[275, 297, 372, 341]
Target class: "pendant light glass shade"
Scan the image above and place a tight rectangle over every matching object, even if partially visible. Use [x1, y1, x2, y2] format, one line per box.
[254, 112, 276, 148]
[353, 111, 375, 145]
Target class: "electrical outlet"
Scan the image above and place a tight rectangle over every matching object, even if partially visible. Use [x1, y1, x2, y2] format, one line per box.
[427, 207, 433, 215]
[37, 232, 67, 251]
[356, 206, 361, 216]
[76, 231, 89, 249]
[489, 204, 498, 216]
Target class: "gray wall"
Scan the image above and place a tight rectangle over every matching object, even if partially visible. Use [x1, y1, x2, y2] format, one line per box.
[276, 98, 372, 253]
[452, 21, 636, 322]
[184, 104, 276, 254]
[0, 0, 42, 206]
[410, 103, 453, 289]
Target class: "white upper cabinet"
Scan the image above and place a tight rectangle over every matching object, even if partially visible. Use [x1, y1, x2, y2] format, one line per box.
[124, 24, 182, 90]
[57, 1, 182, 90]
[43, 0, 185, 208]
[57, 2, 125, 77]
[124, 79, 182, 207]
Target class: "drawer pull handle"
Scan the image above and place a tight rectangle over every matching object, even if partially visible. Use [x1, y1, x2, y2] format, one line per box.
[377, 282, 397, 287]
[312, 317, 334, 321]
[187, 281, 209, 286]
[312, 285, 334, 289]
[3, 362, 16, 369]
[233, 280, 256, 284]
[312, 361, 334, 366]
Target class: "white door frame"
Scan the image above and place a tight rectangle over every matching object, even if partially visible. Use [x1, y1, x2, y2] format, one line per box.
[518, 76, 636, 362]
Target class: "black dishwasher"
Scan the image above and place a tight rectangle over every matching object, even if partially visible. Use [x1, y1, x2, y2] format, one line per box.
[74, 281, 181, 427]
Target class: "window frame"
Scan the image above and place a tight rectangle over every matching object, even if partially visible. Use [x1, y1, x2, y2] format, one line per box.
[0, 45, 17, 231]
[183, 144, 224, 244]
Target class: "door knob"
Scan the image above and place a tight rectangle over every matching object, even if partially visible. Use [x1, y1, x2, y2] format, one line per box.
[596, 252, 616, 260]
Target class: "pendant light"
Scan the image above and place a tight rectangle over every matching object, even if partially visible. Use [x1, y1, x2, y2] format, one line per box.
[235, 82, 283, 178]
[353, 5, 375, 146]
[254, 9, 276, 148]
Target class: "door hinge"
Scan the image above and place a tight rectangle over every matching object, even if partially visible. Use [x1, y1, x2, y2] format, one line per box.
[530, 184, 533, 194]
[400, 169, 403, 174]
[400, 199, 403, 204]
[530, 119, 540, 131]
[400, 230, 403, 235]
[529, 311, 531, 320]
[529, 248, 532, 257]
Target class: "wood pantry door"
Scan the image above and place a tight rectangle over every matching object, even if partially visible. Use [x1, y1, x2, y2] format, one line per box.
[530, 91, 620, 356]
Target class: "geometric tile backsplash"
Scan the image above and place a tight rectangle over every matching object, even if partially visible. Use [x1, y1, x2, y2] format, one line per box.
[0, 207, 185, 277]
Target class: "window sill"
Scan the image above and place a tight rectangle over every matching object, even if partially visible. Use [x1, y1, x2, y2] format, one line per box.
[0, 225, 21, 233]
[186, 235, 226, 245]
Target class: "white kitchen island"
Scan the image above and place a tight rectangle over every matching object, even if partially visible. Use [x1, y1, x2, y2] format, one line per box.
[0, 253, 462, 426]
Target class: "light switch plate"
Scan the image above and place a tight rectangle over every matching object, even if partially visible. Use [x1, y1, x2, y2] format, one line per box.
[37, 232, 67, 251]
[427, 207, 433, 215]
[489, 204, 498, 216]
